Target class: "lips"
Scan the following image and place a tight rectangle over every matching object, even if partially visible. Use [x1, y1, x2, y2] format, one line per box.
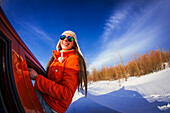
[62, 42, 69, 46]
[61, 42, 70, 48]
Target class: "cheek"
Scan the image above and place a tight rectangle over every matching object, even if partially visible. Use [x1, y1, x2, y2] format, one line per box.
[70, 42, 74, 48]
[70, 42, 73, 46]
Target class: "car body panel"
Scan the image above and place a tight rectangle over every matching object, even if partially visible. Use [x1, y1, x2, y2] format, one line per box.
[0, 7, 45, 113]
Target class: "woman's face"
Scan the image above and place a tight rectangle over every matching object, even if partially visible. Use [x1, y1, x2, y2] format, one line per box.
[60, 33, 74, 50]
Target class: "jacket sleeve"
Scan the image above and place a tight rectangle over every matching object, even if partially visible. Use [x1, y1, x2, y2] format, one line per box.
[34, 55, 79, 101]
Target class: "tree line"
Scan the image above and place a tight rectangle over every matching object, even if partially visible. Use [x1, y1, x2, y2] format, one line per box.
[88, 48, 170, 84]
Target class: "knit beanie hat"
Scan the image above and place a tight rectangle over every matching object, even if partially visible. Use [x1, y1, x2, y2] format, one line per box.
[56, 30, 83, 56]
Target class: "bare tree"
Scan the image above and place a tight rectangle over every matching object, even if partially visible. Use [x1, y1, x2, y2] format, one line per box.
[114, 41, 127, 81]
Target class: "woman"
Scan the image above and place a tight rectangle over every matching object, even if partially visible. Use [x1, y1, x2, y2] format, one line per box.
[29, 30, 87, 113]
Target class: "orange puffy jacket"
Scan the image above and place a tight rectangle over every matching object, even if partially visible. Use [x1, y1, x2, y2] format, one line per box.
[34, 50, 79, 113]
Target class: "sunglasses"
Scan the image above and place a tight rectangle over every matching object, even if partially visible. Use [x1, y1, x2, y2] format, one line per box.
[60, 35, 74, 42]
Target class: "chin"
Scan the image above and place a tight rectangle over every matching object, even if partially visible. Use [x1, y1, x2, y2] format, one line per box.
[61, 46, 72, 50]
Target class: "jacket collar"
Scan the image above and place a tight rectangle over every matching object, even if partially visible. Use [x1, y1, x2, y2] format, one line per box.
[52, 49, 76, 59]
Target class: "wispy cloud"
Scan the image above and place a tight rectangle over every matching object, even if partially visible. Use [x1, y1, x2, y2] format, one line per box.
[102, 10, 128, 41]
[12, 19, 54, 43]
[88, 0, 170, 72]
[25, 23, 54, 42]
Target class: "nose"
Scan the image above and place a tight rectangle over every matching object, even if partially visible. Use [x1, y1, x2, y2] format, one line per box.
[63, 36, 68, 42]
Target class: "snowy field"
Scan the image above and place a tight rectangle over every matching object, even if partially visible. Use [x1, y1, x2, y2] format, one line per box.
[66, 68, 170, 113]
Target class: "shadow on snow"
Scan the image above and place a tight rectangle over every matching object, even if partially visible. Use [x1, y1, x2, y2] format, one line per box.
[67, 87, 170, 113]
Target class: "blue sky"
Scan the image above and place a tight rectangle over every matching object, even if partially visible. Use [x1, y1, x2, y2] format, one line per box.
[2, 0, 170, 72]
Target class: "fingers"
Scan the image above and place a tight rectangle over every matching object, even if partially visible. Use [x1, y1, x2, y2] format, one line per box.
[28, 68, 34, 72]
[28, 68, 38, 80]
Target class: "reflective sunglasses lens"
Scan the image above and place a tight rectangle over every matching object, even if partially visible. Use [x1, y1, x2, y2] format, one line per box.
[67, 36, 74, 42]
[60, 35, 66, 40]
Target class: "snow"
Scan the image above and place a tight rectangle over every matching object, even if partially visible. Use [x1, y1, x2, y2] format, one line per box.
[66, 68, 170, 113]
[158, 103, 170, 111]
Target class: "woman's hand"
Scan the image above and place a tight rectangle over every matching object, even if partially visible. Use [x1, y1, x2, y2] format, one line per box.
[28, 68, 38, 80]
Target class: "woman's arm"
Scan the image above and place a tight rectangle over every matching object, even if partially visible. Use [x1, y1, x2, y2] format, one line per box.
[34, 55, 79, 101]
